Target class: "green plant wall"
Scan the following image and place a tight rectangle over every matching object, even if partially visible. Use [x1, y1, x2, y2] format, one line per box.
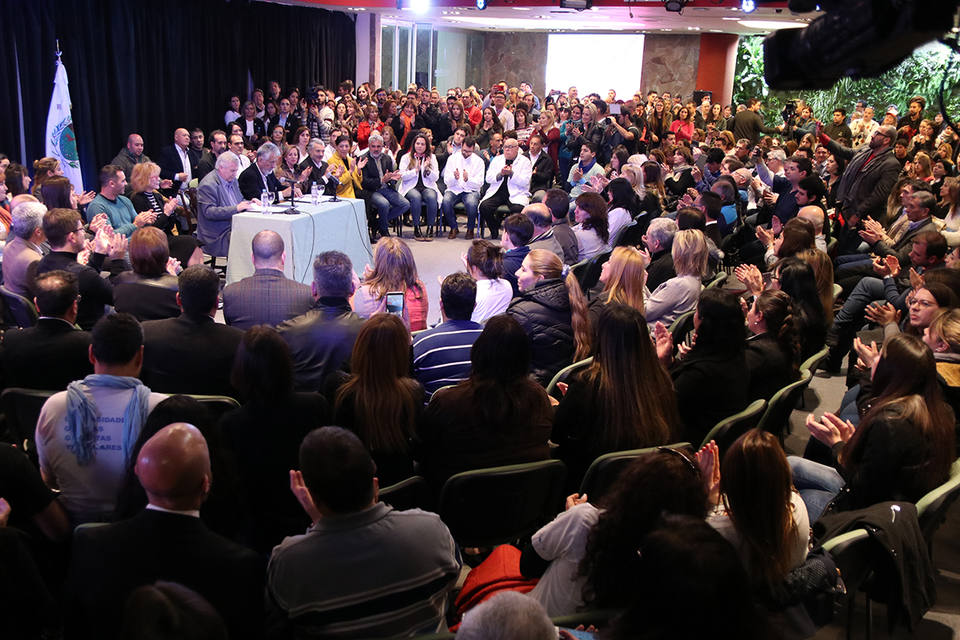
[732, 36, 960, 127]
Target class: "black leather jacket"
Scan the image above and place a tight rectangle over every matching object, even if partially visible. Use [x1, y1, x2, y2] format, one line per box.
[277, 297, 365, 392]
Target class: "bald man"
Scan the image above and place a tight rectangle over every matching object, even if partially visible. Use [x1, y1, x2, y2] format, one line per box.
[797, 205, 827, 252]
[221, 230, 314, 329]
[524, 203, 564, 260]
[157, 127, 193, 196]
[110, 133, 152, 180]
[67, 423, 263, 640]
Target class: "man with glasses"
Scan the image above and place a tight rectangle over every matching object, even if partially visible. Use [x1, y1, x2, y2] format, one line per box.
[479, 136, 532, 237]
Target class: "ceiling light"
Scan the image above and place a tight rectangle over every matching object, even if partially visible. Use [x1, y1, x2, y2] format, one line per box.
[741, 0, 756, 12]
[738, 20, 808, 30]
[409, 0, 429, 13]
[663, 0, 687, 12]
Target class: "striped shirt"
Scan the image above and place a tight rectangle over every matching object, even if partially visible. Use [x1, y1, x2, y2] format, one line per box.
[412, 320, 484, 399]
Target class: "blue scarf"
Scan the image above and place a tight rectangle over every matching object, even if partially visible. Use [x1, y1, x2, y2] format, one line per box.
[65, 375, 151, 467]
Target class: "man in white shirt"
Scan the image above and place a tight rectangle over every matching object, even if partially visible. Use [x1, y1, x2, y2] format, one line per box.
[227, 134, 252, 179]
[441, 136, 485, 240]
[492, 92, 515, 132]
[479, 137, 532, 237]
[35, 313, 167, 524]
[157, 128, 193, 196]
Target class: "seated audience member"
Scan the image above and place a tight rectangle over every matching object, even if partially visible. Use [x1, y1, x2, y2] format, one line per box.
[0, 270, 91, 390]
[419, 316, 553, 487]
[398, 133, 441, 239]
[457, 592, 555, 640]
[352, 236, 429, 331]
[267, 427, 460, 638]
[798, 248, 836, 326]
[479, 137, 533, 237]
[221, 327, 328, 552]
[121, 582, 228, 640]
[35, 207, 125, 330]
[86, 165, 153, 236]
[0, 443, 70, 540]
[665, 146, 697, 199]
[603, 515, 771, 640]
[35, 313, 167, 524]
[553, 305, 680, 485]
[645, 228, 707, 329]
[527, 134, 556, 202]
[111, 133, 152, 180]
[113, 227, 180, 321]
[361, 132, 409, 240]
[441, 136, 485, 240]
[656, 289, 750, 445]
[2, 201, 46, 297]
[567, 143, 604, 198]
[757, 216, 816, 267]
[325, 135, 365, 200]
[128, 162, 181, 236]
[589, 246, 647, 325]
[413, 273, 483, 400]
[745, 290, 802, 401]
[330, 314, 422, 485]
[141, 265, 243, 397]
[196, 153, 256, 258]
[525, 203, 564, 260]
[157, 128, 195, 195]
[572, 192, 610, 261]
[706, 431, 810, 603]
[222, 230, 313, 329]
[643, 217, 679, 291]
[297, 138, 340, 196]
[278, 251, 366, 391]
[500, 213, 535, 296]
[605, 177, 637, 244]
[507, 249, 590, 384]
[774, 257, 828, 359]
[238, 142, 285, 202]
[464, 239, 512, 322]
[543, 188, 579, 265]
[522, 450, 708, 617]
[68, 424, 263, 640]
[791, 334, 955, 520]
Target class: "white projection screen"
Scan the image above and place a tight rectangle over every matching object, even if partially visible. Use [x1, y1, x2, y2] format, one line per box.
[545, 34, 645, 99]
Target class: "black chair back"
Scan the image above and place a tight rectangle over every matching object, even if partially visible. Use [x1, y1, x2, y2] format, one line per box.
[0, 286, 38, 329]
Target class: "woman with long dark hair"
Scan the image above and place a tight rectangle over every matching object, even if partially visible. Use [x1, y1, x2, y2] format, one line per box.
[398, 132, 441, 240]
[419, 315, 553, 487]
[745, 290, 801, 401]
[572, 192, 610, 261]
[464, 239, 511, 323]
[605, 177, 638, 244]
[791, 333, 956, 519]
[774, 257, 828, 359]
[656, 288, 750, 445]
[332, 314, 422, 485]
[553, 304, 680, 485]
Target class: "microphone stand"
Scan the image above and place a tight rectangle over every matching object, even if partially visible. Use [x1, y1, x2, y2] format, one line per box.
[277, 177, 300, 215]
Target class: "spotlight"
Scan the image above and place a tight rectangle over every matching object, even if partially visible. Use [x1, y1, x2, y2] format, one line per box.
[741, 0, 757, 11]
[663, 0, 688, 13]
[410, 0, 429, 13]
[475, 0, 486, 8]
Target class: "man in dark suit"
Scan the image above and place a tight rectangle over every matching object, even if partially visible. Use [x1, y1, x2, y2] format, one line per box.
[0, 270, 92, 390]
[821, 123, 902, 226]
[187, 128, 213, 178]
[297, 138, 339, 196]
[223, 230, 313, 329]
[67, 423, 263, 640]
[527, 133, 556, 202]
[35, 208, 125, 330]
[278, 251, 365, 391]
[361, 132, 408, 239]
[156, 128, 193, 197]
[238, 142, 284, 201]
[141, 265, 243, 397]
[2, 201, 46, 298]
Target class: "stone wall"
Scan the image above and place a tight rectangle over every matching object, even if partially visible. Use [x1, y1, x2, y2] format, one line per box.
[480, 32, 548, 95]
[640, 34, 701, 101]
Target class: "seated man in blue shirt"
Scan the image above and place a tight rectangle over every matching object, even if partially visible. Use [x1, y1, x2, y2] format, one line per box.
[85, 164, 156, 235]
[755, 150, 812, 227]
[413, 273, 484, 401]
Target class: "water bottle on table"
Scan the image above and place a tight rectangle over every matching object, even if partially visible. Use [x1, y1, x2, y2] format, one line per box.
[311, 183, 319, 206]
[261, 189, 270, 213]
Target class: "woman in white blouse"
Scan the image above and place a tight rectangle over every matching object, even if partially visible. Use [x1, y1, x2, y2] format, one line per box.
[463, 239, 512, 323]
[398, 133, 441, 241]
[571, 192, 610, 261]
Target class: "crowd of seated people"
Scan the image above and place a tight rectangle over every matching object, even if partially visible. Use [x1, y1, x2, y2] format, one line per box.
[2, 78, 960, 639]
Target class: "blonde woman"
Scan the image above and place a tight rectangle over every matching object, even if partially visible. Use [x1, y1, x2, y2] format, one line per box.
[644, 229, 708, 329]
[589, 246, 648, 325]
[352, 236, 429, 331]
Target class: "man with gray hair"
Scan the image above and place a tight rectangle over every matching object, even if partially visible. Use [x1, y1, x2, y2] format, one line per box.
[644, 217, 678, 290]
[360, 132, 408, 240]
[238, 142, 284, 201]
[222, 230, 313, 329]
[457, 592, 555, 640]
[297, 137, 339, 196]
[197, 153, 256, 257]
[524, 203, 563, 259]
[3, 201, 47, 297]
[278, 251, 365, 390]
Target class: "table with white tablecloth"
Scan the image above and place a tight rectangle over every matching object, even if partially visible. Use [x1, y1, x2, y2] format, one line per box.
[225, 197, 373, 285]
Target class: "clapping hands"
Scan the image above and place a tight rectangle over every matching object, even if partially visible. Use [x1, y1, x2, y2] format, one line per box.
[734, 263, 764, 297]
[806, 412, 855, 448]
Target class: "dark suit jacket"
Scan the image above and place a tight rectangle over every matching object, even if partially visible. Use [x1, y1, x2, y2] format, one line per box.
[112, 272, 181, 321]
[360, 153, 398, 193]
[222, 268, 314, 330]
[277, 297, 365, 391]
[189, 148, 216, 181]
[34, 251, 115, 330]
[232, 117, 267, 149]
[67, 509, 263, 640]
[141, 314, 243, 397]
[268, 114, 296, 143]
[826, 139, 902, 222]
[0, 318, 92, 390]
[528, 152, 556, 194]
[296, 158, 338, 196]
[157, 144, 192, 194]
[238, 163, 283, 202]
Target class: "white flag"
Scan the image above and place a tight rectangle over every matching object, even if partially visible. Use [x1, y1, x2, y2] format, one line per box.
[45, 54, 83, 193]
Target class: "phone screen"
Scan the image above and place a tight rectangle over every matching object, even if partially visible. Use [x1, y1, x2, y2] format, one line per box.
[557, 628, 597, 640]
[385, 291, 404, 317]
